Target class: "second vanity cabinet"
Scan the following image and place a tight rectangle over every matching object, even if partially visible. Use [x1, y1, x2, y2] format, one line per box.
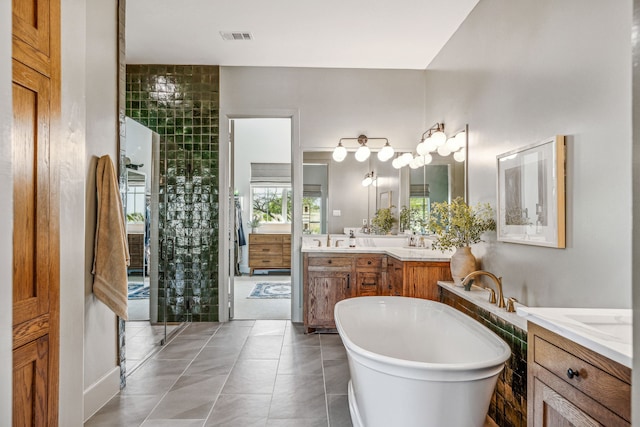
[528, 322, 631, 426]
[303, 252, 451, 332]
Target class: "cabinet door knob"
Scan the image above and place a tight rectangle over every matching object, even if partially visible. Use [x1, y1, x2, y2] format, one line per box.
[567, 368, 580, 379]
[367, 260, 372, 265]
[327, 260, 332, 264]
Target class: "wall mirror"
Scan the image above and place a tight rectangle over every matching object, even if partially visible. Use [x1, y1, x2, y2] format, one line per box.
[302, 132, 467, 236]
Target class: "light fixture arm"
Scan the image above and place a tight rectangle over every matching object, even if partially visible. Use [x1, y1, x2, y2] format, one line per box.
[420, 122, 445, 141]
[339, 135, 389, 146]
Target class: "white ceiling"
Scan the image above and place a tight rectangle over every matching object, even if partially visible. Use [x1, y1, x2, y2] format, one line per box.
[126, 0, 479, 70]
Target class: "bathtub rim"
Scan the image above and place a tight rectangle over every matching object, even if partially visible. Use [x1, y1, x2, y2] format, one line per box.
[335, 296, 511, 378]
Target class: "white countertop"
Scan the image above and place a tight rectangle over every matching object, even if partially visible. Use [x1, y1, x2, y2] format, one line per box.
[301, 246, 453, 262]
[517, 306, 632, 368]
[437, 281, 528, 331]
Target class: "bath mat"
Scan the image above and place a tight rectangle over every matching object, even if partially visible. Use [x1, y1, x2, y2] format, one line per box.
[248, 282, 291, 299]
[128, 283, 150, 300]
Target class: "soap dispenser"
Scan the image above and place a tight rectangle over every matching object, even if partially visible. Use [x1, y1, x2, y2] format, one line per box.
[349, 230, 356, 248]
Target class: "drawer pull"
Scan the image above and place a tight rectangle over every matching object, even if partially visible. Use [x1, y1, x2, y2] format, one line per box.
[362, 282, 376, 286]
[567, 368, 580, 379]
[327, 260, 332, 264]
[367, 260, 372, 265]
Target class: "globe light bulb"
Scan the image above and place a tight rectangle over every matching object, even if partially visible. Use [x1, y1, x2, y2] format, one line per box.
[355, 145, 370, 162]
[361, 174, 373, 187]
[332, 143, 347, 162]
[423, 153, 433, 164]
[401, 152, 413, 165]
[431, 130, 447, 147]
[377, 143, 394, 162]
[424, 138, 439, 152]
[409, 157, 420, 169]
[455, 131, 466, 148]
[454, 150, 466, 162]
[437, 145, 452, 156]
[445, 137, 459, 151]
[416, 141, 428, 156]
[392, 157, 402, 169]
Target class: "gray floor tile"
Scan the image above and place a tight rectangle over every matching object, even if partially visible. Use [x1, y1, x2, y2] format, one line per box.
[147, 375, 227, 420]
[321, 343, 347, 361]
[204, 394, 271, 426]
[283, 324, 320, 347]
[269, 374, 327, 419]
[277, 345, 323, 375]
[222, 359, 278, 394]
[184, 346, 241, 376]
[179, 322, 221, 338]
[250, 320, 287, 336]
[84, 394, 162, 427]
[328, 394, 353, 427]
[122, 358, 191, 395]
[154, 337, 207, 360]
[209, 326, 252, 348]
[239, 335, 284, 360]
[140, 420, 205, 427]
[266, 419, 327, 427]
[323, 359, 350, 395]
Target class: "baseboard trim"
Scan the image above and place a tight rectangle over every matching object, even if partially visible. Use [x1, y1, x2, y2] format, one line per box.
[83, 366, 121, 422]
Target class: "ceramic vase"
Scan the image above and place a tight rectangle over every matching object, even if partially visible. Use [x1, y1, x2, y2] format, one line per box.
[450, 246, 477, 286]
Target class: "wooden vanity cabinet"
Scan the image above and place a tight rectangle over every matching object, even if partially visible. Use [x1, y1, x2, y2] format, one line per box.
[303, 252, 452, 332]
[303, 253, 354, 332]
[527, 322, 631, 427]
[387, 257, 452, 300]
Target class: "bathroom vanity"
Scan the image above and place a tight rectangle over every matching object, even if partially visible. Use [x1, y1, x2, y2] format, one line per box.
[303, 247, 452, 332]
[518, 307, 632, 427]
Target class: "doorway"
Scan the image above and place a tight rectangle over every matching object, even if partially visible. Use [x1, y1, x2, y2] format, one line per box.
[230, 118, 292, 320]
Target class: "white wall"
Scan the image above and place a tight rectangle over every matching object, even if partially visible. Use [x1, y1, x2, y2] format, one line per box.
[424, 0, 632, 308]
[82, 0, 120, 421]
[220, 67, 426, 322]
[234, 118, 292, 273]
[0, 0, 12, 424]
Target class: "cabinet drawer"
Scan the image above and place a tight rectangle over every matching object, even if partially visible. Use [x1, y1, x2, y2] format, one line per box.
[249, 234, 284, 244]
[533, 335, 630, 419]
[249, 255, 282, 267]
[308, 256, 352, 268]
[356, 256, 382, 269]
[249, 244, 283, 256]
[282, 235, 291, 245]
[356, 271, 381, 296]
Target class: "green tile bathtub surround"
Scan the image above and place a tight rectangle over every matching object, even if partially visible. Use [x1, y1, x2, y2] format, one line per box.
[439, 288, 527, 427]
[126, 65, 220, 322]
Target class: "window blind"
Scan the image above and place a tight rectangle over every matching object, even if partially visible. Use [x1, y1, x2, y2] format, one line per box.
[250, 163, 291, 184]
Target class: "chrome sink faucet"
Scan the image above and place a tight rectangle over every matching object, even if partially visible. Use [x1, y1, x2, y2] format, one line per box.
[460, 270, 505, 309]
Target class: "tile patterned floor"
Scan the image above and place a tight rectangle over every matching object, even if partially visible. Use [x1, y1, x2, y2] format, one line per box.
[85, 320, 353, 427]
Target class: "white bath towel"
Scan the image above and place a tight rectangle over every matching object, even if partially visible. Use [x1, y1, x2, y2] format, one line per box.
[92, 155, 130, 320]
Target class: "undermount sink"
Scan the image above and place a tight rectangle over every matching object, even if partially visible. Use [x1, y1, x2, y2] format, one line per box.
[517, 307, 632, 368]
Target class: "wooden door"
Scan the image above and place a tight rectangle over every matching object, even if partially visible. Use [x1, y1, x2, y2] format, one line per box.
[12, 0, 60, 425]
[403, 261, 452, 300]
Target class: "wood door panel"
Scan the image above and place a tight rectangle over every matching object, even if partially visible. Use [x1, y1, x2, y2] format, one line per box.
[12, 0, 51, 76]
[13, 336, 49, 427]
[306, 272, 350, 328]
[12, 59, 51, 327]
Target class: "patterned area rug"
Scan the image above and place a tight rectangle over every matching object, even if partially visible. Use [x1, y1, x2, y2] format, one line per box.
[128, 283, 150, 300]
[247, 282, 291, 299]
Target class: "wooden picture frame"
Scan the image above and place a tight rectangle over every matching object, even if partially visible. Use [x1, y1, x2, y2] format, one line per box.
[496, 136, 565, 248]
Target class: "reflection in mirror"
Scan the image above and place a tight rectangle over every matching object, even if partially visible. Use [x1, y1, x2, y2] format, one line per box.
[302, 127, 467, 236]
[302, 129, 467, 236]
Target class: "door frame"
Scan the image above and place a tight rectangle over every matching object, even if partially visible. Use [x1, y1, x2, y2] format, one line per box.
[219, 110, 301, 322]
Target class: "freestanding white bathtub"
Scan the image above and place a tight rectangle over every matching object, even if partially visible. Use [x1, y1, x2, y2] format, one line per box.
[334, 296, 511, 427]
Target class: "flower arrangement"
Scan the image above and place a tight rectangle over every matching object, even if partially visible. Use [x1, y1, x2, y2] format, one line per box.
[371, 206, 397, 235]
[427, 197, 496, 251]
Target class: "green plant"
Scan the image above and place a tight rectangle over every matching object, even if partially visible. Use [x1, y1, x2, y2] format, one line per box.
[371, 206, 397, 235]
[248, 214, 261, 229]
[126, 212, 145, 223]
[427, 197, 496, 251]
[399, 206, 410, 231]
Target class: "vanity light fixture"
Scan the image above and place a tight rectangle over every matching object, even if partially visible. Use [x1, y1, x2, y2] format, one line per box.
[333, 135, 393, 163]
[362, 171, 375, 187]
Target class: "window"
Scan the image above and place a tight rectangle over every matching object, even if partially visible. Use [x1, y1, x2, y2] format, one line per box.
[251, 185, 292, 223]
[250, 163, 292, 224]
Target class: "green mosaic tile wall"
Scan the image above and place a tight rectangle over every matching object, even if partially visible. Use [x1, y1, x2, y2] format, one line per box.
[126, 65, 220, 322]
[439, 287, 527, 427]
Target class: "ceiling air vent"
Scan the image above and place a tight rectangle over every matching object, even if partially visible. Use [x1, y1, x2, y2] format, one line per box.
[220, 31, 253, 41]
